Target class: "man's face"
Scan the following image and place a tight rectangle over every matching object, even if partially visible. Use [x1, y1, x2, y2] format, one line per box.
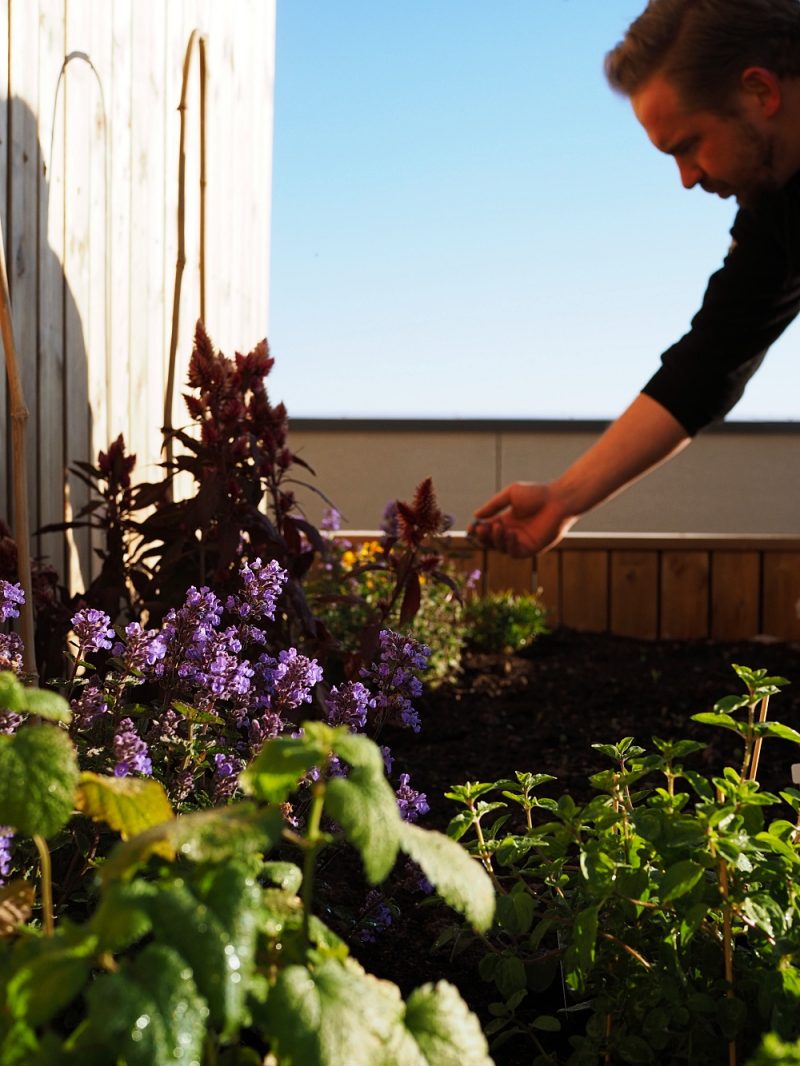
[631, 72, 780, 206]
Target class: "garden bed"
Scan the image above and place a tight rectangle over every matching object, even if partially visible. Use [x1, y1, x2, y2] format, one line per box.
[353, 626, 800, 1064]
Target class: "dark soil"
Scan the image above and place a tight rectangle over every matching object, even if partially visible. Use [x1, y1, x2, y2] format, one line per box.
[350, 627, 800, 1064]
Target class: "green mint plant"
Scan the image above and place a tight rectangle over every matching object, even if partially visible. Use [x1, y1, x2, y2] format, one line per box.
[462, 590, 549, 655]
[441, 666, 800, 1065]
[0, 675, 497, 1064]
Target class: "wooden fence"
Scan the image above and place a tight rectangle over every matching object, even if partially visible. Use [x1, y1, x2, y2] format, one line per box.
[0, 0, 274, 592]
[340, 532, 800, 644]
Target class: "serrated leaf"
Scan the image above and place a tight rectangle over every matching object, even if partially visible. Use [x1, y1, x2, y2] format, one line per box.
[16, 687, 72, 724]
[397, 821, 495, 932]
[325, 763, 401, 884]
[660, 859, 705, 902]
[0, 671, 26, 711]
[102, 802, 284, 884]
[0, 880, 34, 936]
[146, 865, 260, 1038]
[398, 980, 493, 1065]
[82, 944, 208, 1066]
[76, 772, 174, 840]
[7, 941, 91, 1026]
[264, 959, 404, 1066]
[0, 725, 79, 838]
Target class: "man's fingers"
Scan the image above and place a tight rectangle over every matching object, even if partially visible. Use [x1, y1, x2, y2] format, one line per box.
[473, 487, 512, 520]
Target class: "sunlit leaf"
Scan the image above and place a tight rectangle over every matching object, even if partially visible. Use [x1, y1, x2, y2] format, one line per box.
[0, 725, 79, 838]
[76, 772, 174, 840]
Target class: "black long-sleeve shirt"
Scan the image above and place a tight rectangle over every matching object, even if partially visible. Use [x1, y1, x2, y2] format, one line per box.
[641, 171, 800, 435]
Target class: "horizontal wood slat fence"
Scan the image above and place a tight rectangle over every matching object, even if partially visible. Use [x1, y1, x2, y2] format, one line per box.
[338, 532, 800, 644]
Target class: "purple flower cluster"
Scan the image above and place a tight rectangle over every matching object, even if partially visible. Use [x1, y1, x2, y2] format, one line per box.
[324, 681, 373, 732]
[70, 680, 109, 730]
[395, 772, 429, 822]
[257, 648, 322, 712]
[72, 608, 116, 656]
[113, 717, 153, 777]
[0, 581, 24, 623]
[320, 507, 342, 532]
[225, 557, 287, 627]
[358, 889, 394, 944]
[361, 630, 431, 733]
[113, 622, 169, 675]
[212, 752, 244, 802]
[0, 828, 13, 885]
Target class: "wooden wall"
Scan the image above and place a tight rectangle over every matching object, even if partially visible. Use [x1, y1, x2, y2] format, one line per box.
[0, 0, 274, 591]
[340, 532, 800, 644]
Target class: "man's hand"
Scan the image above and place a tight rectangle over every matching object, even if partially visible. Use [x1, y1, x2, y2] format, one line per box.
[469, 481, 574, 558]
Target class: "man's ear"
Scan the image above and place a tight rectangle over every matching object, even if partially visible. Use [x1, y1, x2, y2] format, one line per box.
[740, 66, 782, 117]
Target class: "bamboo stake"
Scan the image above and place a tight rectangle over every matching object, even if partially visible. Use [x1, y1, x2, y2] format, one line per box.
[164, 29, 208, 485]
[748, 694, 770, 783]
[0, 214, 37, 679]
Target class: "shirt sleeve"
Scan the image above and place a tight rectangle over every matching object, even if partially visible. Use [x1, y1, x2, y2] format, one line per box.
[641, 197, 800, 435]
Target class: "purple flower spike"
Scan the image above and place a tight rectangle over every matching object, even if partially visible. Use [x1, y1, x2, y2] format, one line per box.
[324, 681, 373, 732]
[0, 633, 24, 676]
[258, 647, 323, 711]
[113, 717, 152, 777]
[395, 772, 429, 823]
[0, 828, 13, 885]
[226, 557, 287, 624]
[71, 608, 116, 655]
[212, 752, 244, 802]
[0, 581, 24, 623]
[360, 629, 430, 733]
[70, 680, 109, 730]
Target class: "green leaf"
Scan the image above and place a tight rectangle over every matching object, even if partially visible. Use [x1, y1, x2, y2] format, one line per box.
[691, 712, 744, 734]
[81, 944, 208, 1066]
[170, 700, 224, 726]
[261, 861, 303, 894]
[564, 904, 598, 988]
[0, 672, 26, 712]
[239, 734, 326, 804]
[399, 980, 493, 1065]
[6, 942, 91, 1027]
[494, 956, 527, 999]
[90, 880, 156, 953]
[397, 821, 495, 932]
[0, 725, 79, 838]
[264, 959, 403, 1066]
[76, 772, 174, 839]
[755, 721, 800, 744]
[102, 802, 284, 884]
[660, 859, 705, 902]
[325, 762, 401, 884]
[146, 865, 260, 1039]
[15, 686, 72, 725]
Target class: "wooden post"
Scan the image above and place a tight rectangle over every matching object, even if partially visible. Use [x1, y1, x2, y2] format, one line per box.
[0, 214, 37, 678]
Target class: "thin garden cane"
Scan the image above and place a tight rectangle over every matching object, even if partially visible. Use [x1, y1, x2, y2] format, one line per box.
[0, 215, 37, 678]
[747, 693, 770, 782]
[163, 28, 208, 493]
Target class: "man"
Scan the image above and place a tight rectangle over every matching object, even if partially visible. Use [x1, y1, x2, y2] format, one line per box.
[472, 0, 800, 558]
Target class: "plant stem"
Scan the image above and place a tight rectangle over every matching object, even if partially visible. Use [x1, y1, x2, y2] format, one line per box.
[301, 781, 326, 945]
[719, 858, 736, 1066]
[32, 834, 54, 936]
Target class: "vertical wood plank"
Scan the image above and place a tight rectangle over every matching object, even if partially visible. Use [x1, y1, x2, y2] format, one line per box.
[610, 550, 658, 639]
[660, 551, 710, 639]
[8, 2, 40, 545]
[485, 550, 534, 595]
[710, 551, 760, 640]
[0, 2, 9, 520]
[108, 0, 132, 448]
[37, 1, 67, 577]
[762, 552, 800, 642]
[560, 550, 608, 632]
[535, 550, 561, 629]
[64, 3, 93, 591]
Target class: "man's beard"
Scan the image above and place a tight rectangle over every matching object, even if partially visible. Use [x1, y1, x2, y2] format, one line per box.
[733, 120, 780, 206]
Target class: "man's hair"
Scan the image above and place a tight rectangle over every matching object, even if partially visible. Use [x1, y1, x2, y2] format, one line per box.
[605, 0, 800, 111]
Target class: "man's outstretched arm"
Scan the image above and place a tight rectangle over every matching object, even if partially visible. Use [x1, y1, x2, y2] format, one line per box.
[471, 393, 691, 558]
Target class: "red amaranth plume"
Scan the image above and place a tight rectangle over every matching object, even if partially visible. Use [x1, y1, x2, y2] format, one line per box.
[395, 477, 446, 548]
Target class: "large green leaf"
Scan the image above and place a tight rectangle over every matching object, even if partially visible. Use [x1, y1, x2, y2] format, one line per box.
[397, 821, 495, 932]
[0, 673, 71, 724]
[146, 865, 261, 1039]
[659, 859, 705, 902]
[89, 880, 157, 954]
[0, 725, 79, 838]
[102, 802, 284, 883]
[76, 772, 174, 839]
[240, 734, 327, 804]
[81, 944, 208, 1066]
[325, 764, 401, 884]
[263, 959, 404, 1066]
[397, 980, 494, 1066]
[5, 941, 91, 1027]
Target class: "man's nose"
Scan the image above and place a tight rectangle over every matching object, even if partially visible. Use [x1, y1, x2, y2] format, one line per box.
[676, 158, 703, 189]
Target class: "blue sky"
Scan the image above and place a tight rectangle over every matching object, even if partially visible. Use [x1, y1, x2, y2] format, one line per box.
[268, 1, 799, 421]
